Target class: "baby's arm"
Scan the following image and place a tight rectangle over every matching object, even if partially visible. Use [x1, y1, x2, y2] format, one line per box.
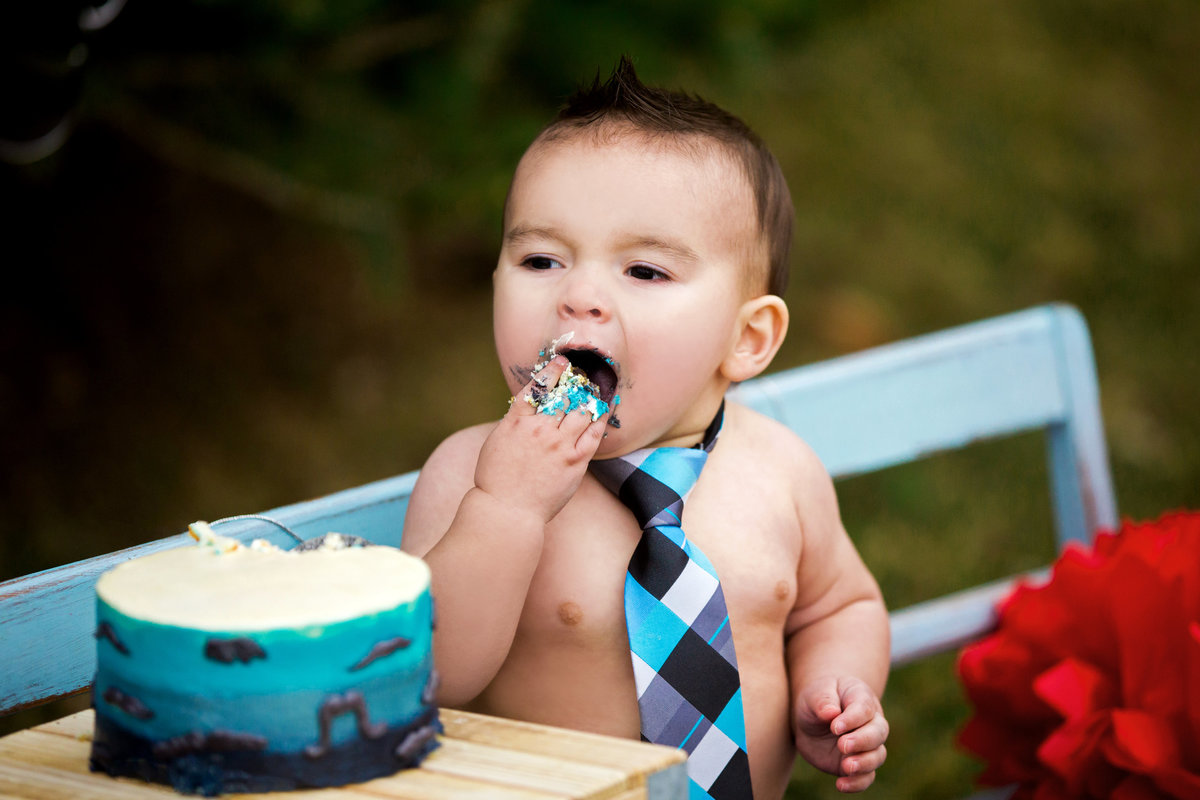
[402, 356, 608, 706]
[784, 444, 890, 792]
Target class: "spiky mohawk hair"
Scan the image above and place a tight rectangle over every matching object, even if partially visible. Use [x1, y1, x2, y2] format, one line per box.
[535, 56, 794, 297]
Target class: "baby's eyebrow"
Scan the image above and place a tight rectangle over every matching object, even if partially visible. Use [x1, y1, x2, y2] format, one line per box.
[504, 224, 563, 247]
[503, 226, 700, 264]
[619, 235, 701, 265]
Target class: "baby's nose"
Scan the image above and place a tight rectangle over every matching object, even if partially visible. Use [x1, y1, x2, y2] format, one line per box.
[560, 299, 606, 319]
[558, 276, 610, 322]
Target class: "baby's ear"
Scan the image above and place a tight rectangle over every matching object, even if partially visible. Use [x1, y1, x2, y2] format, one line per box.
[721, 295, 789, 383]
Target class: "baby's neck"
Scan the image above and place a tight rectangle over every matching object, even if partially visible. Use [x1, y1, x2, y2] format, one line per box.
[644, 430, 707, 450]
[634, 399, 728, 452]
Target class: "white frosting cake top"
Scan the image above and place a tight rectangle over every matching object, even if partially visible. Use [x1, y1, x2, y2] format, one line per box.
[97, 524, 430, 630]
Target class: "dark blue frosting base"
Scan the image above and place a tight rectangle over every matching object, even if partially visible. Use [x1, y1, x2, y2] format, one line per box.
[89, 706, 440, 797]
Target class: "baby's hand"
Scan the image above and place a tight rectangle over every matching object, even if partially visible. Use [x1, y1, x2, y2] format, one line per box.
[793, 676, 889, 792]
[474, 356, 608, 524]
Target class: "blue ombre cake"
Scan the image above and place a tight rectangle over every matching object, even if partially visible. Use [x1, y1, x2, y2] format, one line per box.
[89, 525, 439, 796]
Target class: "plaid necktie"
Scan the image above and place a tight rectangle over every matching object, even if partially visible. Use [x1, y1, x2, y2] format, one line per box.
[589, 402, 752, 800]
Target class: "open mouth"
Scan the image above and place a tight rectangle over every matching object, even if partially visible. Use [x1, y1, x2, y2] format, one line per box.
[562, 348, 619, 406]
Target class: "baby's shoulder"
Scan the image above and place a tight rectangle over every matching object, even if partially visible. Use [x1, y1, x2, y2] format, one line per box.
[401, 421, 496, 555]
[424, 421, 496, 472]
[721, 403, 850, 554]
[722, 401, 829, 480]
[415, 421, 502, 495]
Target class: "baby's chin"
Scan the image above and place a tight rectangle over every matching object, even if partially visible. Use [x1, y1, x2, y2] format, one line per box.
[591, 417, 670, 460]
[591, 433, 635, 461]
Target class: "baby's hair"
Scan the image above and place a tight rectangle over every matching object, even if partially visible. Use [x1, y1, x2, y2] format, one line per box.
[536, 56, 793, 297]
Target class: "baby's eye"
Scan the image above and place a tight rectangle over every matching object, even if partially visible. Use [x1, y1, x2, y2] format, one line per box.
[521, 255, 562, 271]
[626, 263, 668, 282]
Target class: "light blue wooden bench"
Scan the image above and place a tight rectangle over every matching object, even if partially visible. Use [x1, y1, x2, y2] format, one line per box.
[1, 304, 1118, 760]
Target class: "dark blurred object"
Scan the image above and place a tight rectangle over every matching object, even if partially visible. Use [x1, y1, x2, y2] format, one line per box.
[0, 0, 126, 164]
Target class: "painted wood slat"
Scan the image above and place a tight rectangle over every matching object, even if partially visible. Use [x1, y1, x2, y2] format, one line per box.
[1041, 307, 1118, 545]
[730, 306, 1072, 480]
[888, 570, 1048, 667]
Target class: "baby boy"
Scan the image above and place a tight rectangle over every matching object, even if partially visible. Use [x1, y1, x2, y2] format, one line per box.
[402, 58, 890, 798]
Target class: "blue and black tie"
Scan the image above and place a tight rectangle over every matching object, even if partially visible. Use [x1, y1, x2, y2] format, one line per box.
[590, 402, 752, 800]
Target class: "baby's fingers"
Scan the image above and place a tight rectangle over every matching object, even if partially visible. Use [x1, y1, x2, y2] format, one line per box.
[837, 711, 889, 754]
[831, 683, 885, 738]
[836, 742, 886, 793]
[513, 356, 568, 416]
[835, 706, 887, 793]
[565, 405, 610, 457]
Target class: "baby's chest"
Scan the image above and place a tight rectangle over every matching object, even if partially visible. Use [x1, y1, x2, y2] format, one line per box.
[684, 492, 801, 627]
[520, 502, 635, 643]
[522, 482, 799, 642]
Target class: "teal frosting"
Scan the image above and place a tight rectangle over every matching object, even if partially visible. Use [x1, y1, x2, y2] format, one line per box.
[93, 589, 434, 753]
[536, 383, 616, 419]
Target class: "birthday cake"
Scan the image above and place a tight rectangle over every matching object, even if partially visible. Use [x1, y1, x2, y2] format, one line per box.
[88, 523, 439, 796]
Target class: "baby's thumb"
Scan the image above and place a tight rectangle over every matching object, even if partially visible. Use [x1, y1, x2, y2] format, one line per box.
[802, 683, 843, 725]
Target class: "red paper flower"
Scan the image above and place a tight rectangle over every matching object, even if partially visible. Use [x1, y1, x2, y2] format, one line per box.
[957, 511, 1200, 799]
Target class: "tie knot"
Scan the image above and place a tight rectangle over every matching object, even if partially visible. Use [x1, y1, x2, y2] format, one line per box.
[589, 401, 724, 529]
[591, 446, 709, 531]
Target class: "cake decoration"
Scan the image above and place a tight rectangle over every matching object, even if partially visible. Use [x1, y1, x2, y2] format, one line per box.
[304, 690, 387, 759]
[204, 637, 267, 665]
[89, 520, 440, 795]
[351, 636, 413, 672]
[95, 621, 130, 655]
[153, 730, 269, 760]
[295, 531, 372, 551]
[102, 687, 155, 720]
[187, 520, 245, 553]
[421, 670, 440, 705]
[396, 721, 440, 761]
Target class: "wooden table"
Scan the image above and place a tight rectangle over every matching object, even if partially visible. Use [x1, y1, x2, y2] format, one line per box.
[0, 710, 687, 800]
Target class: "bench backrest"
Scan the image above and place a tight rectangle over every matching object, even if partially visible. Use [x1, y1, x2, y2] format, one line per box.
[0, 302, 1116, 715]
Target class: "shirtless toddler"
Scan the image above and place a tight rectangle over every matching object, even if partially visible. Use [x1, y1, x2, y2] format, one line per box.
[402, 58, 890, 798]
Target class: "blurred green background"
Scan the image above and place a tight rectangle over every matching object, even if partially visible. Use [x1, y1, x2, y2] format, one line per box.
[2, 0, 1197, 796]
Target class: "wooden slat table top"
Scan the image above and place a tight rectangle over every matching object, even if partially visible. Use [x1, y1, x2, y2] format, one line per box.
[0, 710, 686, 800]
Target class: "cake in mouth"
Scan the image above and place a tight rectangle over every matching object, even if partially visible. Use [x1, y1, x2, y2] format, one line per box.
[521, 333, 622, 423]
[562, 348, 619, 406]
